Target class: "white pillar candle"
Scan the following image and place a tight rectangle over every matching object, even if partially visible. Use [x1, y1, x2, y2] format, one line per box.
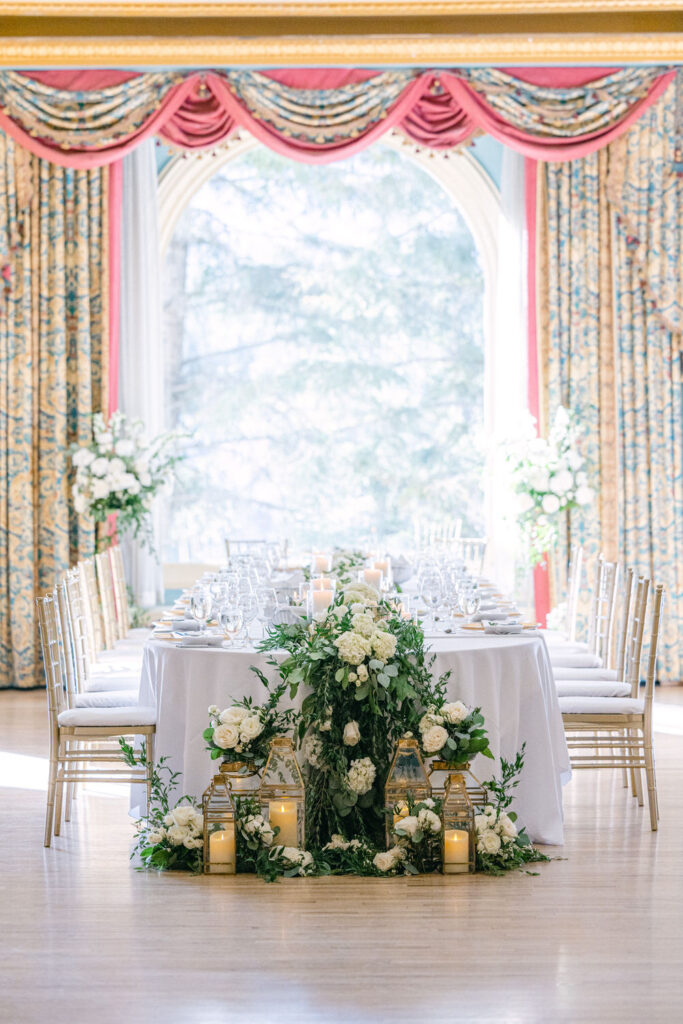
[312, 553, 332, 573]
[209, 828, 235, 871]
[269, 800, 298, 847]
[363, 568, 382, 590]
[373, 558, 391, 576]
[443, 829, 470, 874]
[311, 589, 334, 616]
[312, 576, 334, 591]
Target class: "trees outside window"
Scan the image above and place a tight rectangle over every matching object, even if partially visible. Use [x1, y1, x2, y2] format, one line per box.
[163, 143, 485, 560]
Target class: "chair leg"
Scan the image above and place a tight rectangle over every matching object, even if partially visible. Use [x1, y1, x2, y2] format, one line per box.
[44, 757, 58, 848]
[629, 730, 644, 805]
[644, 735, 659, 831]
[53, 772, 64, 837]
[144, 734, 155, 812]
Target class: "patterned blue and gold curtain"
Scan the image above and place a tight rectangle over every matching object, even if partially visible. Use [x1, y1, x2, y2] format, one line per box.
[0, 131, 107, 688]
[540, 82, 683, 684]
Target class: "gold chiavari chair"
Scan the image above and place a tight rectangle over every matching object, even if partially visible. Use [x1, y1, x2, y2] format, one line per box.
[95, 550, 119, 650]
[63, 571, 140, 695]
[109, 545, 152, 645]
[78, 557, 105, 659]
[549, 556, 619, 670]
[38, 593, 156, 847]
[456, 537, 487, 577]
[558, 578, 663, 830]
[565, 543, 584, 643]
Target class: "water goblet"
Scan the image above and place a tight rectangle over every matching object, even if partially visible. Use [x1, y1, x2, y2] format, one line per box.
[219, 605, 243, 647]
[190, 586, 211, 633]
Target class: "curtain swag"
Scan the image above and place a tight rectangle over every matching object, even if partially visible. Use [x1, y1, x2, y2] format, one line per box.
[0, 66, 674, 169]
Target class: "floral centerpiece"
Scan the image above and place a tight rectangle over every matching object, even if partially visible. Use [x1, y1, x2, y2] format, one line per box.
[416, 690, 493, 767]
[204, 681, 298, 769]
[506, 406, 594, 567]
[259, 580, 446, 848]
[70, 410, 183, 551]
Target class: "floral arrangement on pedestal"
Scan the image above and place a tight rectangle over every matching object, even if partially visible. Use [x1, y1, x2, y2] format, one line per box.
[416, 691, 494, 765]
[204, 683, 298, 769]
[70, 410, 183, 552]
[506, 406, 594, 567]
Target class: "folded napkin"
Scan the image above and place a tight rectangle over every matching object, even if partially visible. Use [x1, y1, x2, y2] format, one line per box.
[178, 634, 225, 648]
[472, 609, 514, 622]
[484, 622, 523, 635]
[479, 601, 499, 611]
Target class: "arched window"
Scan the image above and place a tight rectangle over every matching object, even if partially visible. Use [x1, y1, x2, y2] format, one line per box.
[159, 136, 505, 562]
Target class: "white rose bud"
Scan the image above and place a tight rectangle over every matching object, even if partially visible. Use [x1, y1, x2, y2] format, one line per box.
[342, 721, 361, 746]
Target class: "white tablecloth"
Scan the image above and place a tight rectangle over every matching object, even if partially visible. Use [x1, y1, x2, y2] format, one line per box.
[136, 633, 569, 845]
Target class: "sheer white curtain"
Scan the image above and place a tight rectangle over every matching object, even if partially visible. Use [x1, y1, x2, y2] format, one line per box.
[119, 138, 164, 607]
[486, 147, 528, 593]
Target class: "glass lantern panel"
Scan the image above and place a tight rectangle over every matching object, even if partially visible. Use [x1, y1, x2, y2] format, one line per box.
[385, 741, 432, 803]
[260, 742, 305, 799]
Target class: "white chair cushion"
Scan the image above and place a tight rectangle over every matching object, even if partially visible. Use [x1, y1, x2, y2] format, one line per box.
[550, 652, 603, 669]
[85, 672, 140, 693]
[124, 627, 152, 641]
[93, 651, 143, 670]
[58, 705, 156, 728]
[555, 680, 632, 698]
[74, 690, 139, 708]
[553, 667, 618, 681]
[559, 696, 644, 715]
[541, 631, 588, 653]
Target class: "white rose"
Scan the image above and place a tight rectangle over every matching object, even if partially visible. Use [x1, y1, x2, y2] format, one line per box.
[212, 722, 240, 749]
[147, 829, 165, 845]
[115, 439, 135, 457]
[183, 835, 203, 850]
[356, 663, 368, 682]
[542, 493, 561, 515]
[73, 493, 88, 515]
[170, 805, 197, 829]
[299, 851, 314, 870]
[528, 467, 549, 491]
[421, 724, 449, 754]
[90, 456, 109, 477]
[208, 705, 220, 716]
[220, 706, 248, 724]
[552, 469, 573, 495]
[95, 430, 113, 446]
[139, 470, 152, 487]
[576, 485, 594, 506]
[441, 701, 469, 725]
[108, 457, 126, 475]
[417, 808, 441, 834]
[474, 814, 488, 832]
[166, 824, 188, 846]
[516, 491, 535, 513]
[91, 479, 111, 500]
[239, 715, 264, 741]
[395, 815, 419, 837]
[373, 851, 397, 873]
[72, 448, 95, 467]
[499, 814, 518, 839]
[342, 721, 361, 746]
[477, 829, 502, 855]
[281, 847, 304, 865]
[567, 449, 583, 471]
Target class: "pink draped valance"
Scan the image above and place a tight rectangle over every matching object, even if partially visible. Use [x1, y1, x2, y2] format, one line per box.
[0, 66, 674, 169]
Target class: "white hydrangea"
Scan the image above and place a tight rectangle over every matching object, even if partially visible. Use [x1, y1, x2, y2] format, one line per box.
[350, 611, 376, 637]
[346, 756, 376, 795]
[370, 630, 397, 662]
[335, 630, 372, 666]
[356, 663, 368, 682]
[421, 724, 448, 754]
[342, 582, 378, 605]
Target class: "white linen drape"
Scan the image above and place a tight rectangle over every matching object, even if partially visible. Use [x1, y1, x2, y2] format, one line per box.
[119, 138, 164, 607]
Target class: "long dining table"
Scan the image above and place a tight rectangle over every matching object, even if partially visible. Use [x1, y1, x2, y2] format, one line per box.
[135, 628, 570, 845]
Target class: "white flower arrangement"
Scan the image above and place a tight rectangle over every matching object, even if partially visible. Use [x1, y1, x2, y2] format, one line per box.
[70, 411, 184, 551]
[506, 406, 594, 567]
[204, 685, 297, 769]
[417, 697, 493, 767]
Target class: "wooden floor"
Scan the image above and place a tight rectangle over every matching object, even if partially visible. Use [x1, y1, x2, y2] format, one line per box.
[2, 690, 683, 1024]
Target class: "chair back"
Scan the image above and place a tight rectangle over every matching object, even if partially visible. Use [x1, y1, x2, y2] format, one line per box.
[615, 567, 635, 679]
[587, 556, 620, 664]
[63, 569, 91, 690]
[457, 537, 487, 576]
[95, 551, 118, 649]
[624, 576, 650, 696]
[225, 539, 268, 558]
[54, 582, 78, 705]
[413, 517, 462, 551]
[78, 558, 104, 656]
[642, 583, 664, 715]
[109, 545, 130, 639]
[37, 594, 67, 733]
[566, 544, 583, 642]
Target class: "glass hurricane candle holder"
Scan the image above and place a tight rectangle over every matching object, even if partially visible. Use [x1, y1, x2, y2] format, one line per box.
[307, 586, 334, 620]
[384, 737, 432, 847]
[311, 552, 332, 574]
[441, 772, 476, 874]
[202, 769, 237, 875]
[259, 737, 305, 848]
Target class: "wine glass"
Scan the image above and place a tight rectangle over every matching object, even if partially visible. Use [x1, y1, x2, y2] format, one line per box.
[256, 587, 278, 638]
[420, 571, 443, 629]
[219, 605, 243, 647]
[190, 586, 211, 633]
[462, 584, 481, 619]
[240, 593, 259, 644]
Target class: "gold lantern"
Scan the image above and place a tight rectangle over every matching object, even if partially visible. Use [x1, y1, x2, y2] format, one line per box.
[259, 737, 305, 848]
[384, 737, 432, 847]
[202, 767, 237, 875]
[441, 772, 476, 874]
